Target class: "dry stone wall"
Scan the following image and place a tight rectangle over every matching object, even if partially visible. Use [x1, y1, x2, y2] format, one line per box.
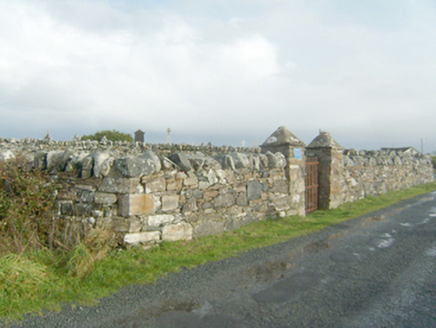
[1, 128, 433, 248]
[339, 149, 434, 204]
[0, 133, 297, 249]
[307, 132, 434, 209]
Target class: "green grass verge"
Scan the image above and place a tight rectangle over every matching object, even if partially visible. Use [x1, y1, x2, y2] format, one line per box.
[2, 181, 436, 323]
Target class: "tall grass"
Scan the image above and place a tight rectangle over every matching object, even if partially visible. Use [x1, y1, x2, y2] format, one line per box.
[0, 157, 118, 323]
[0, 253, 64, 318]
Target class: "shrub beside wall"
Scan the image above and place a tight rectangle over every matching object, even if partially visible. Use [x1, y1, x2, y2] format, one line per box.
[0, 157, 56, 254]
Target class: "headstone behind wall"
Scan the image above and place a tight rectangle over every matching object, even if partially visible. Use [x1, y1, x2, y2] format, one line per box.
[134, 129, 145, 143]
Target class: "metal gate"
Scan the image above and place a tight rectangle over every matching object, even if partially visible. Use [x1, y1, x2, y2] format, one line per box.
[305, 159, 319, 213]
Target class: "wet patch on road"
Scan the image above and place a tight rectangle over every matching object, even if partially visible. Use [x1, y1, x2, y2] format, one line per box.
[328, 231, 347, 241]
[365, 215, 385, 222]
[360, 215, 386, 227]
[304, 240, 330, 254]
[252, 271, 324, 303]
[367, 233, 395, 249]
[330, 250, 361, 264]
[152, 308, 250, 328]
[244, 248, 304, 284]
[159, 299, 199, 313]
[418, 218, 430, 225]
[425, 246, 436, 257]
[331, 223, 350, 230]
[343, 245, 373, 261]
[246, 259, 293, 282]
[146, 299, 217, 327]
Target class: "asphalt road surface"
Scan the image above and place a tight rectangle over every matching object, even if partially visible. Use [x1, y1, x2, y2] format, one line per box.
[11, 191, 436, 327]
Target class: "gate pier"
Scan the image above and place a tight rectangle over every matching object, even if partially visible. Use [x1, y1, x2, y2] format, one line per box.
[306, 131, 344, 210]
[260, 126, 307, 216]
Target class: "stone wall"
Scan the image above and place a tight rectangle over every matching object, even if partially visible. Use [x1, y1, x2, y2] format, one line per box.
[1, 128, 433, 248]
[338, 148, 434, 204]
[307, 132, 434, 209]
[0, 127, 303, 249]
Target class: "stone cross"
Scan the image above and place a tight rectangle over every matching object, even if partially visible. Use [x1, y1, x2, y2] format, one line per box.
[166, 128, 171, 145]
[43, 131, 52, 142]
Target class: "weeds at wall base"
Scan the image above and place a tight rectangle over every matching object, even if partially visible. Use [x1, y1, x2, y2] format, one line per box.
[1, 180, 436, 324]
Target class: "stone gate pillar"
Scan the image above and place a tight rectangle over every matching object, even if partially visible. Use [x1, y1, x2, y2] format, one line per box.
[306, 131, 344, 209]
[260, 126, 306, 216]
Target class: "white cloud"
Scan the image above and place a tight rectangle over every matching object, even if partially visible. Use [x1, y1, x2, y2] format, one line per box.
[0, 0, 435, 151]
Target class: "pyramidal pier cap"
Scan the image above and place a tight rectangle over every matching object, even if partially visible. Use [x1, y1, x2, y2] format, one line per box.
[261, 126, 305, 148]
[307, 131, 344, 149]
[260, 126, 305, 158]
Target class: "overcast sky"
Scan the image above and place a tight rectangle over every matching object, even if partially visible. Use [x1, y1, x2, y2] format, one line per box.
[1, 0, 435, 152]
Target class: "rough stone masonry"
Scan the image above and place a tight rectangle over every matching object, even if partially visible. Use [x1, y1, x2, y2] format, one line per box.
[306, 131, 434, 209]
[0, 127, 433, 249]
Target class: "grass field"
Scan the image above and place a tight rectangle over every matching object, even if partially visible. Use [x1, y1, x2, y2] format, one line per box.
[1, 180, 436, 323]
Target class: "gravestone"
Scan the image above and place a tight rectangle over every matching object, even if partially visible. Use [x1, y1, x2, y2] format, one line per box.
[134, 129, 145, 143]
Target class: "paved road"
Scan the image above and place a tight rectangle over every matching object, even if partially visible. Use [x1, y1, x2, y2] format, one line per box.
[11, 191, 436, 327]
